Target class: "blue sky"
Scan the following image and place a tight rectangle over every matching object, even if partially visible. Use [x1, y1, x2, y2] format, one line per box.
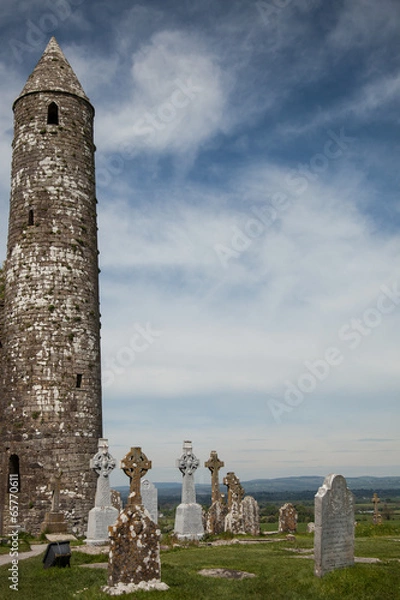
[0, 0, 399, 487]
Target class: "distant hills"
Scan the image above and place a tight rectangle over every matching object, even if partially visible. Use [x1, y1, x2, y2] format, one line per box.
[239, 476, 400, 493]
[116, 476, 400, 504]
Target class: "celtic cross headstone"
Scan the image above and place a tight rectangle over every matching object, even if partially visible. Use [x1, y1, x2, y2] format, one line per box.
[205, 450, 224, 503]
[86, 438, 119, 545]
[121, 447, 152, 507]
[173, 441, 204, 540]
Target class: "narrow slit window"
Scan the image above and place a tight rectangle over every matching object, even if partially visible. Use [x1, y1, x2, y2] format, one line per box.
[76, 374, 83, 388]
[28, 208, 34, 226]
[8, 454, 20, 493]
[47, 102, 59, 125]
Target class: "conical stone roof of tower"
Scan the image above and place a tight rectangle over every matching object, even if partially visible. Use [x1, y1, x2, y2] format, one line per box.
[15, 37, 90, 104]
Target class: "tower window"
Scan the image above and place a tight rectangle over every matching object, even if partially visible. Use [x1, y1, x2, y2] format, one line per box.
[47, 102, 59, 125]
[76, 374, 83, 388]
[8, 454, 20, 493]
[28, 208, 34, 226]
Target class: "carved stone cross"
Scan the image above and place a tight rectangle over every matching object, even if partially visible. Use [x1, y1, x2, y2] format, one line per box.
[205, 450, 224, 503]
[90, 438, 116, 508]
[177, 440, 200, 476]
[121, 447, 152, 507]
[50, 469, 63, 513]
[176, 440, 199, 504]
[372, 492, 381, 524]
[90, 438, 116, 478]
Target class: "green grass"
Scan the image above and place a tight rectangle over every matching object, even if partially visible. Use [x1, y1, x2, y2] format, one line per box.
[0, 535, 399, 599]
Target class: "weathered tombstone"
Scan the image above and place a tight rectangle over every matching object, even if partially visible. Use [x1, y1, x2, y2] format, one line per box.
[205, 451, 227, 534]
[372, 493, 382, 525]
[307, 522, 315, 533]
[86, 439, 119, 545]
[106, 447, 168, 593]
[314, 474, 355, 577]
[241, 495, 260, 536]
[278, 503, 298, 533]
[141, 479, 158, 524]
[174, 440, 204, 540]
[41, 469, 68, 534]
[224, 472, 245, 534]
[110, 489, 123, 512]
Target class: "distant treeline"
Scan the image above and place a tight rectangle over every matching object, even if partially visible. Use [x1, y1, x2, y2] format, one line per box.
[116, 486, 400, 508]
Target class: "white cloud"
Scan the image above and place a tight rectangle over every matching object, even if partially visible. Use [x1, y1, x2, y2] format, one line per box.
[94, 30, 228, 157]
[98, 158, 400, 417]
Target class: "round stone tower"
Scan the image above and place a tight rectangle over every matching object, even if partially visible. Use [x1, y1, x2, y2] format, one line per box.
[0, 38, 102, 535]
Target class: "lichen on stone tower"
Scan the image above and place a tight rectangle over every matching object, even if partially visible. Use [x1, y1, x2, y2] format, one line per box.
[0, 37, 103, 536]
[17, 36, 90, 102]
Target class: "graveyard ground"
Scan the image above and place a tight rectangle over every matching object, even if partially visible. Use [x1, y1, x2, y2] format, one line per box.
[1, 520, 400, 600]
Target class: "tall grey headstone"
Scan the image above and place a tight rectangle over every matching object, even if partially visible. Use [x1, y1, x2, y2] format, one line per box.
[141, 480, 158, 524]
[174, 440, 204, 540]
[314, 474, 355, 577]
[86, 439, 119, 545]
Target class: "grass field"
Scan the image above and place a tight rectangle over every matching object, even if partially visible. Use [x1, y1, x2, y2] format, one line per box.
[0, 528, 399, 600]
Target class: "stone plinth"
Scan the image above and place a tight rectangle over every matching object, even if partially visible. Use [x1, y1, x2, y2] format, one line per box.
[87, 507, 119, 545]
[279, 503, 298, 533]
[174, 503, 204, 540]
[107, 504, 161, 586]
[41, 512, 68, 534]
[314, 474, 354, 577]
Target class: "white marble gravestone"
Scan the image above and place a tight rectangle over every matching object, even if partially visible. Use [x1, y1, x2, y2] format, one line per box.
[174, 440, 204, 540]
[86, 439, 119, 545]
[314, 474, 355, 577]
[141, 479, 158, 523]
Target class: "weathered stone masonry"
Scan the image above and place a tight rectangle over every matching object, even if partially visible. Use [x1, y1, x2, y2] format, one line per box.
[0, 38, 102, 535]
